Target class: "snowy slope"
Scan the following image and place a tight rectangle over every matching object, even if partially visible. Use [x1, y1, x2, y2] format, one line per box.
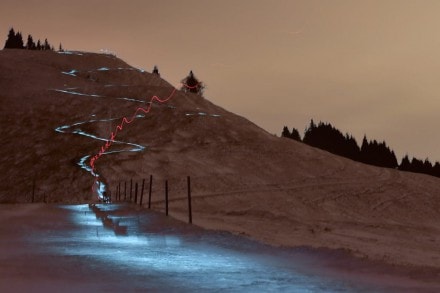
[1, 49, 440, 270]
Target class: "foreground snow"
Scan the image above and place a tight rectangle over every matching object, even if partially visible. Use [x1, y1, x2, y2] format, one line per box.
[1, 204, 438, 292]
[1, 50, 440, 272]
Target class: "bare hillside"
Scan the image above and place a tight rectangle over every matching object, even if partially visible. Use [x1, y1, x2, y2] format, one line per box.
[1, 50, 439, 270]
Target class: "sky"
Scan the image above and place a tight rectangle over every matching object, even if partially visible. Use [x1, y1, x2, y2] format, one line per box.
[2, 0, 440, 161]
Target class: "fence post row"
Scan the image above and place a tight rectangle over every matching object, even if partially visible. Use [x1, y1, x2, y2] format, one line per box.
[109, 175, 192, 224]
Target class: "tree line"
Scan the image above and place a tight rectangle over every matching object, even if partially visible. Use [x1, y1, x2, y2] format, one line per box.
[282, 121, 440, 178]
[3, 27, 62, 51]
[151, 66, 205, 96]
[3, 27, 208, 97]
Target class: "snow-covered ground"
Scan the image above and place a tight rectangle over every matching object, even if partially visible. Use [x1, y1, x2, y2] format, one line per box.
[1, 49, 440, 281]
[1, 203, 437, 292]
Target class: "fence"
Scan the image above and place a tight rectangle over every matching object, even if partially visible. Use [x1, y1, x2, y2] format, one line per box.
[112, 175, 193, 224]
[23, 174, 193, 224]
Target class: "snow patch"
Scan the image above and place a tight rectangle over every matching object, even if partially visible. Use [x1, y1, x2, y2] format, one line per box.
[58, 51, 83, 56]
[116, 97, 147, 103]
[61, 69, 78, 77]
[185, 112, 221, 117]
[53, 89, 103, 98]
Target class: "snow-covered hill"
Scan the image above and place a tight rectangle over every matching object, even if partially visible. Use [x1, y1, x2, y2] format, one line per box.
[1, 49, 439, 270]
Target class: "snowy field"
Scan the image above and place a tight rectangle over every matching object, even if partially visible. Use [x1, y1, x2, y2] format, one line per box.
[1, 203, 438, 292]
[2, 50, 440, 289]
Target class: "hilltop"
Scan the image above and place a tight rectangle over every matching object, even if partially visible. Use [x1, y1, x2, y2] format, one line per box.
[1, 49, 440, 272]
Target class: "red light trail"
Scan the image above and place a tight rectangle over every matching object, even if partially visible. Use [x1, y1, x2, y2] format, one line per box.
[89, 88, 176, 172]
[90, 82, 201, 198]
[181, 83, 200, 90]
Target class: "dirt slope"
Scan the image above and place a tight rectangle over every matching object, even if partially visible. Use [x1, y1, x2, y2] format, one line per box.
[1, 49, 439, 270]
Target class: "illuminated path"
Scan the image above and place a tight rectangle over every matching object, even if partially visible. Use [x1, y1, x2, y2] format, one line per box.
[55, 116, 146, 177]
[54, 63, 218, 199]
[54, 65, 154, 198]
[0, 204, 413, 292]
[53, 64, 171, 198]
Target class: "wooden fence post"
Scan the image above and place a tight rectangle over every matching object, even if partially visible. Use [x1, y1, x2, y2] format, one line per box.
[124, 181, 127, 201]
[187, 176, 192, 224]
[134, 182, 138, 204]
[130, 179, 133, 201]
[140, 178, 145, 206]
[118, 182, 121, 201]
[165, 180, 168, 216]
[148, 175, 153, 209]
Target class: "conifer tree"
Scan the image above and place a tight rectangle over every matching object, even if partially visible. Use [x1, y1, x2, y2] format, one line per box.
[282, 126, 291, 138]
[152, 65, 160, 76]
[399, 155, 411, 171]
[26, 34, 36, 50]
[433, 162, 440, 177]
[4, 28, 24, 49]
[302, 120, 316, 145]
[36, 40, 42, 50]
[290, 127, 301, 141]
[303, 121, 360, 160]
[423, 159, 433, 174]
[16, 31, 24, 48]
[410, 157, 424, 173]
[43, 38, 50, 50]
[181, 70, 205, 96]
[4, 28, 15, 48]
[359, 136, 397, 168]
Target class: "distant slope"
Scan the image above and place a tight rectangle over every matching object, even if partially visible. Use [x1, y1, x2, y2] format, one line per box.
[1, 49, 439, 270]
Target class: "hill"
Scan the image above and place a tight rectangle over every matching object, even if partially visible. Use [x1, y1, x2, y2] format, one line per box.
[1, 49, 440, 271]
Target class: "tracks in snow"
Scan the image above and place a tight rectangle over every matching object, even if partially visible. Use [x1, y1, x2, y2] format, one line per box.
[53, 63, 221, 199]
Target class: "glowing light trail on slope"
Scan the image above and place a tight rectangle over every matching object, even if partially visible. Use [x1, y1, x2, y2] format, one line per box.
[55, 118, 146, 178]
[89, 88, 176, 197]
[89, 82, 201, 165]
[54, 89, 102, 97]
[55, 63, 204, 199]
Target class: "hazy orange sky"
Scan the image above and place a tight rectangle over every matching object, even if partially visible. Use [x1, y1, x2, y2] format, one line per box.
[2, 0, 440, 161]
